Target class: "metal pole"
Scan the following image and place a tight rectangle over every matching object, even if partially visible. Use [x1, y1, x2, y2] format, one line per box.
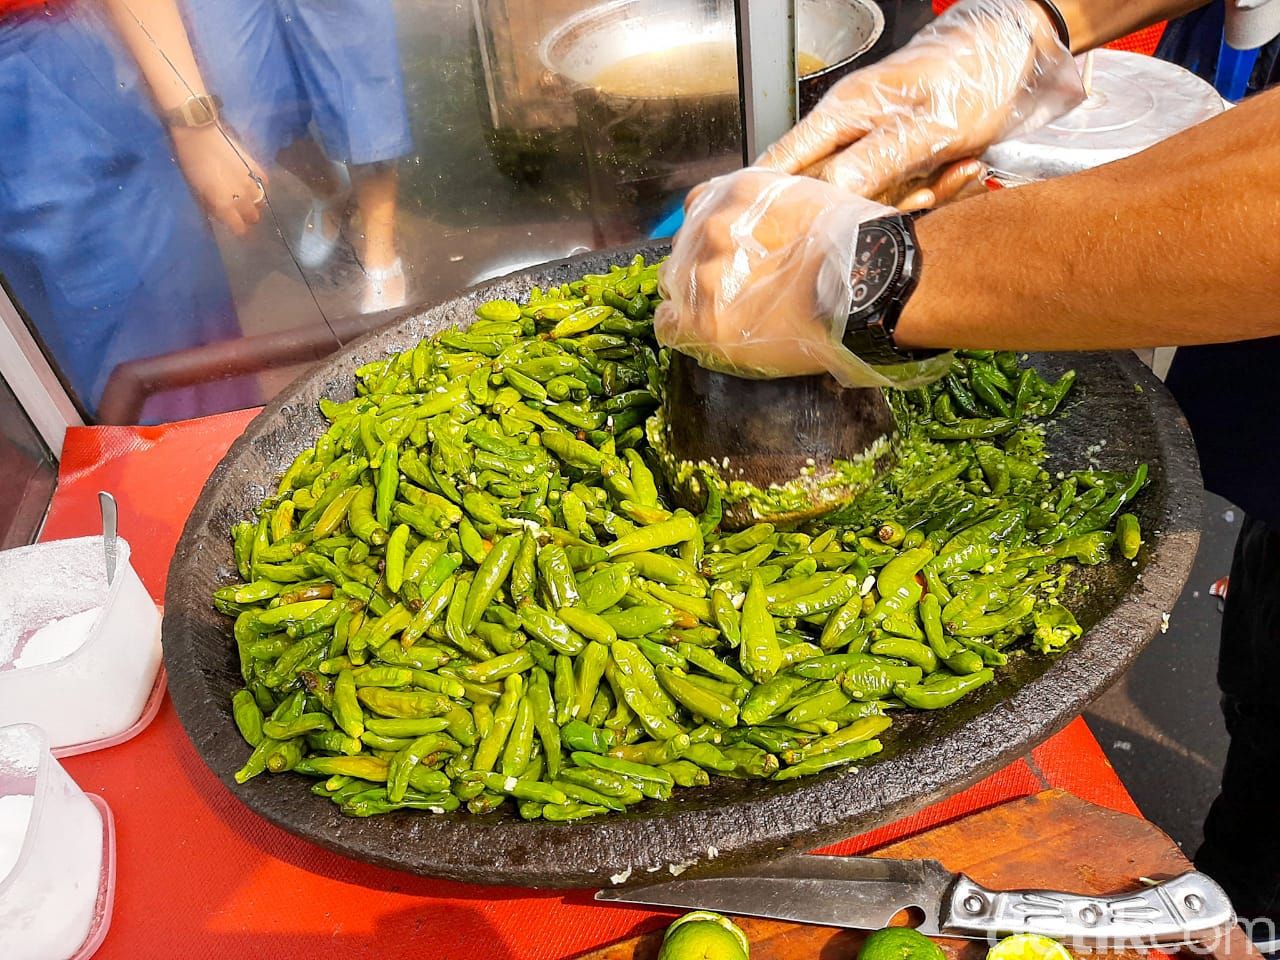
[734, 0, 798, 165]
[0, 285, 82, 458]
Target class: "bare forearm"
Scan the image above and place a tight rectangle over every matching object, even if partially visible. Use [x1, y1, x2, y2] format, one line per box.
[1054, 0, 1211, 52]
[100, 0, 210, 111]
[896, 87, 1280, 352]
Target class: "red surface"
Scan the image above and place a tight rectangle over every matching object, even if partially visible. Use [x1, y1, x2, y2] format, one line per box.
[0, 0, 62, 16]
[43, 411, 1140, 960]
[931, 1, 1167, 56]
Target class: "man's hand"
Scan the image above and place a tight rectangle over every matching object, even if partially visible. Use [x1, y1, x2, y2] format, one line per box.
[171, 126, 269, 236]
[656, 168, 905, 386]
[760, 0, 1083, 200]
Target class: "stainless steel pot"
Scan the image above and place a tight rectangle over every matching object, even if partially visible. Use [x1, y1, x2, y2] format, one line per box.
[542, 0, 885, 106]
[540, 0, 886, 228]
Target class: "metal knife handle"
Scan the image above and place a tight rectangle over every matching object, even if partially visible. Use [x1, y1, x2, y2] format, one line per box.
[942, 872, 1236, 947]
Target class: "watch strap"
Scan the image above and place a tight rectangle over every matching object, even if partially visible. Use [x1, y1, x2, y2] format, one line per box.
[842, 315, 914, 367]
[844, 214, 940, 366]
[163, 94, 222, 129]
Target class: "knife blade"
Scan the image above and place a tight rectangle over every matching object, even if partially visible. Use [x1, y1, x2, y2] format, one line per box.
[596, 856, 1237, 948]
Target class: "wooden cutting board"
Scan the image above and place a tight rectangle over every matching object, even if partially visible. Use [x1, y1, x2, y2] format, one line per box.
[578, 789, 1259, 960]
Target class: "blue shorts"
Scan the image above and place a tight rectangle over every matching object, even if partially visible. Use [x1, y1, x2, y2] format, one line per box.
[0, 4, 240, 415]
[182, 0, 413, 166]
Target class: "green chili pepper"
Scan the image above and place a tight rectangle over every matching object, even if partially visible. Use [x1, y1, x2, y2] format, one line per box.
[460, 533, 521, 633]
[926, 418, 1017, 441]
[784, 683, 850, 725]
[604, 514, 700, 557]
[970, 368, 1012, 417]
[382, 524, 410, 593]
[1032, 369, 1077, 416]
[519, 604, 586, 655]
[933, 509, 1026, 575]
[232, 689, 266, 746]
[1116, 513, 1142, 560]
[560, 718, 616, 754]
[773, 738, 883, 780]
[780, 715, 891, 765]
[895, 669, 994, 709]
[572, 641, 611, 720]
[522, 668, 561, 778]
[1066, 465, 1148, 538]
[975, 445, 1010, 497]
[472, 675, 523, 773]
[656, 665, 739, 727]
[348, 485, 389, 546]
[557, 606, 618, 645]
[869, 636, 938, 673]
[356, 688, 452, 719]
[536, 544, 580, 608]
[500, 699, 536, 777]
[740, 573, 783, 683]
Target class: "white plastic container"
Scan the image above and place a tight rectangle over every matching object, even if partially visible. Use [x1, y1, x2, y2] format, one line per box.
[983, 49, 1224, 181]
[0, 724, 108, 960]
[0, 536, 163, 750]
[1226, 0, 1280, 50]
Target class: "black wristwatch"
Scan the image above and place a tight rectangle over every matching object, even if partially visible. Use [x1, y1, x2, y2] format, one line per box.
[841, 213, 941, 366]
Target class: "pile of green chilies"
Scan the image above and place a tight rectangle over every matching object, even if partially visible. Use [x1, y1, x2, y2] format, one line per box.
[215, 254, 1148, 821]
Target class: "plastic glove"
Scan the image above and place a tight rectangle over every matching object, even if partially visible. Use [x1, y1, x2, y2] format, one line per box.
[656, 168, 952, 388]
[759, 0, 1083, 200]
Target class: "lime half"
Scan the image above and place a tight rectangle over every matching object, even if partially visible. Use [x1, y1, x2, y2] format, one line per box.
[658, 911, 750, 960]
[858, 927, 947, 960]
[987, 933, 1074, 960]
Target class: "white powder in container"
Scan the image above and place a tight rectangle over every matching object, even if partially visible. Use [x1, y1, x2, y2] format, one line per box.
[13, 606, 103, 670]
[0, 788, 103, 960]
[0, 794, 33, 883]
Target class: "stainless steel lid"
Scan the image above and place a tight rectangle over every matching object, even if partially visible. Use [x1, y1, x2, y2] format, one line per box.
[983, 49, 1225, 180]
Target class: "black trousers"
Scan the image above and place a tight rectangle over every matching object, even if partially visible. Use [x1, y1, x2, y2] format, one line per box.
[1195, 516, 1280, 920]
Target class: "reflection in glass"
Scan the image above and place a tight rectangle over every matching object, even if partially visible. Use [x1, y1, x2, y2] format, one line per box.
[0, 373, 56, 549]
[182, 0, 414, 313]
[539, 0, 887, 242]
[0, 0, 251, 423]
[0, 0, 924, 428]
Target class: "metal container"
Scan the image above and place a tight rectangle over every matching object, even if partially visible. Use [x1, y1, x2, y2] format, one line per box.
[470, 0, 593, 185]
[540, 0, 885, 232]
[984, 50, 1225, 182]
[162, 242, 1201, 889]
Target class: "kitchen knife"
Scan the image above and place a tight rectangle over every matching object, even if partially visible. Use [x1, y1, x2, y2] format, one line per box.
[595, 856, 1236, 948]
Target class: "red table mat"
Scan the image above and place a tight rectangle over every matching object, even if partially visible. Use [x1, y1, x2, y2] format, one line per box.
[41, 411, 1138, 960]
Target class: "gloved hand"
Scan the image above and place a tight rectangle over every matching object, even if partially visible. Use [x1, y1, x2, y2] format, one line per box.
[655, 168, 951, 388]
[759, 0, 1083, 200]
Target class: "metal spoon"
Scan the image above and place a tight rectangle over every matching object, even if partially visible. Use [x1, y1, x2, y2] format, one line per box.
[99, 491, 118, 585]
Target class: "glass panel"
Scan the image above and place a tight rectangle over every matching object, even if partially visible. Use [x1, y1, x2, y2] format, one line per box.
[0, 373, 57, 549]
[0, 0, 340, 425]
[0, 0, 914, 426]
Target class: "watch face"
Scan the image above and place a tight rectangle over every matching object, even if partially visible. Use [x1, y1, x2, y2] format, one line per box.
[849, 222, 904, 316]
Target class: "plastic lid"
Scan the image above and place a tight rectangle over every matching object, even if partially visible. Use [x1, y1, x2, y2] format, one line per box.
[983, 50, 1225, 180]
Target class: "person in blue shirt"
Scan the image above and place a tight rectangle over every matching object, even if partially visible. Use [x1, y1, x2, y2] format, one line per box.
[0, 0, 266, 421]
[659, 0, 1280, 945]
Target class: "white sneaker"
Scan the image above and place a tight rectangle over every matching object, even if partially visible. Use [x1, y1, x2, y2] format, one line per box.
[295, 163, 351, 270]
[360, 257, 406, 314]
